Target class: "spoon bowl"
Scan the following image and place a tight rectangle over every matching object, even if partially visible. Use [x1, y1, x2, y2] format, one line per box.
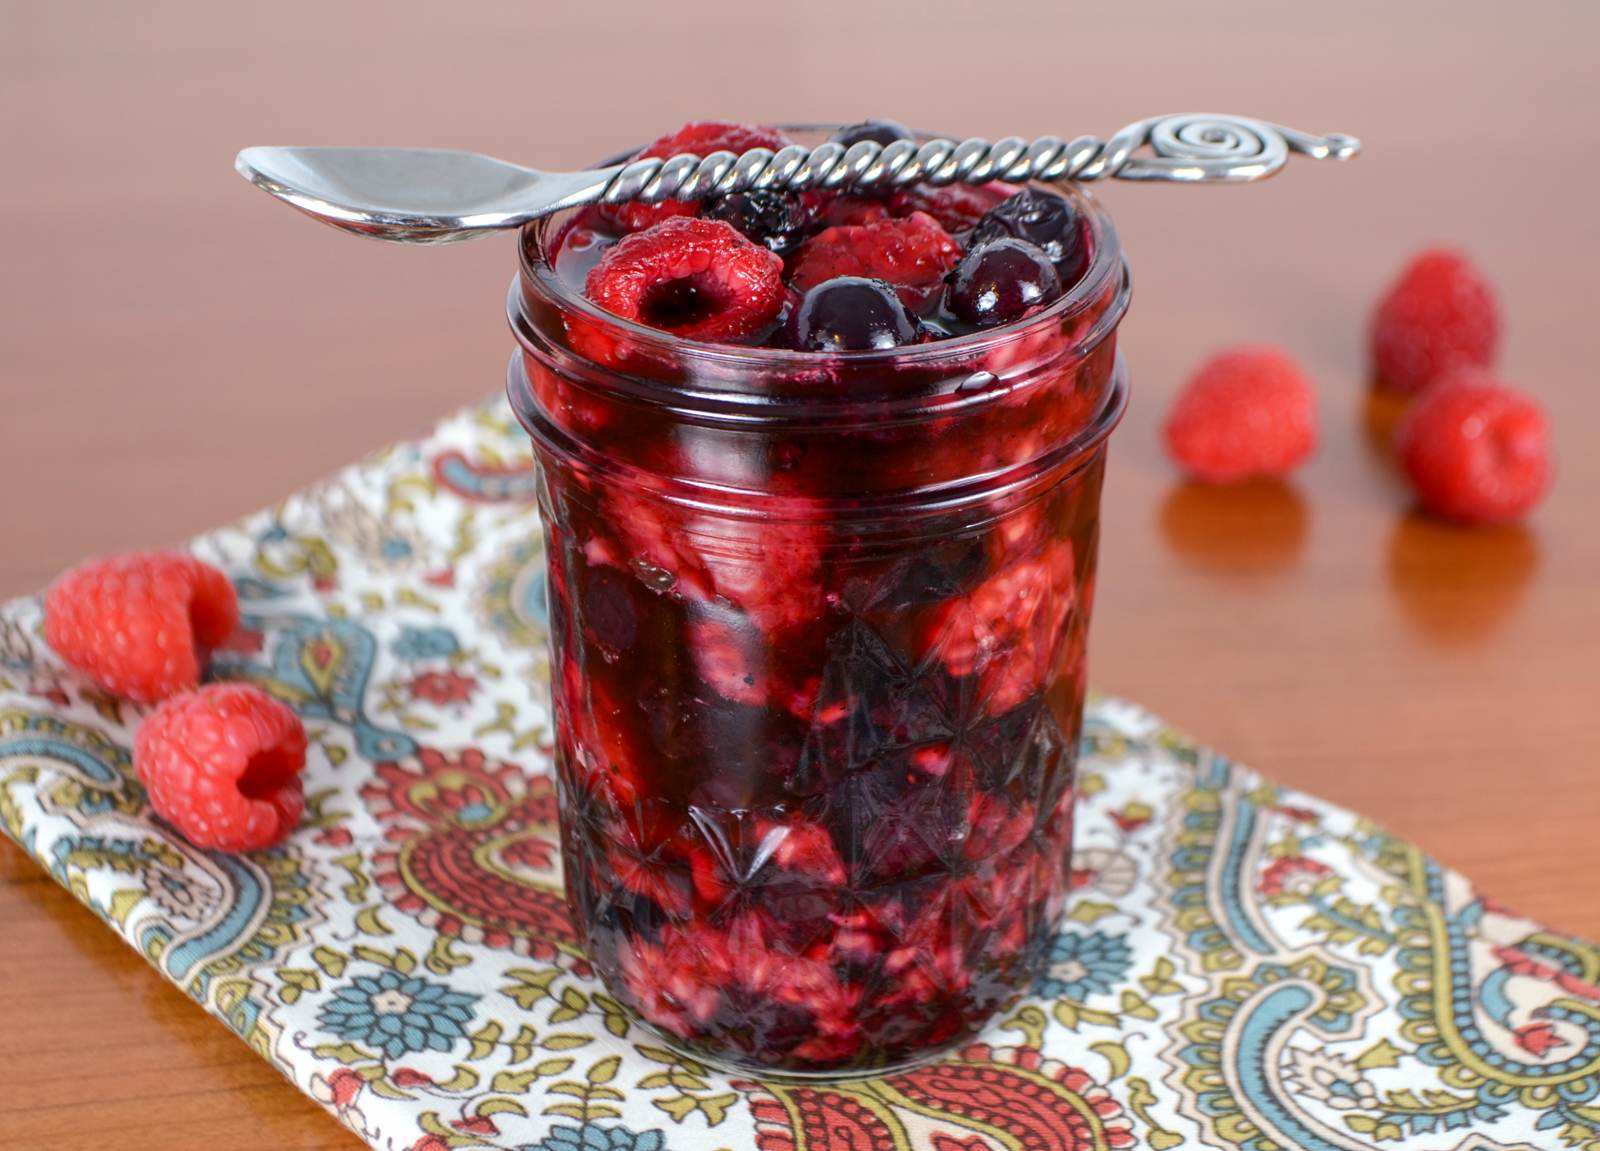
[235, 146, 618, 243]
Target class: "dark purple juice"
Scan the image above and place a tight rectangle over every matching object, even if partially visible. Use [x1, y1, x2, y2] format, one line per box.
[508, 122, 1129, 1075]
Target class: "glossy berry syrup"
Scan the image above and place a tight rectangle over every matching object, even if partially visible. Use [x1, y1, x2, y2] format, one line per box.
[507, 122, 1130, 1076]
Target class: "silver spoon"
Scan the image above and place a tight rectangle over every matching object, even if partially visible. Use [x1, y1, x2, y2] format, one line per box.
[235, 113, 1359, 245]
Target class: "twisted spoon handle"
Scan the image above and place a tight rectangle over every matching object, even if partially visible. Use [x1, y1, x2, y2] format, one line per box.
[234, 113, 1361, 244]
[601, 113, 1359, 208]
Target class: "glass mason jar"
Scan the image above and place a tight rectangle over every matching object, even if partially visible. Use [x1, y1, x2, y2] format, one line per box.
[507, 135, 1130, 1077]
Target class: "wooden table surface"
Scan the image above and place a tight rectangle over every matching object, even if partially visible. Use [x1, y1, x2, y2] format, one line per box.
[3, 2, 1598, 1146]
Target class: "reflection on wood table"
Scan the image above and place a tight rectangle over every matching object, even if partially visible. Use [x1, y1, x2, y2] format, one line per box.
[3, 2, 1598, 1147]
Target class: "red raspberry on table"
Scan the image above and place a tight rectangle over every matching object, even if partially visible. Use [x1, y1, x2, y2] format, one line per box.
[788, 211, 961, 308]
[601, 121, 791, 234]
[1371, 249, 1500, 394]
[134, 683, 307, 852]
[1164, 345, 1318, 483]
[44, 551, 239, 703]
[1395, 375, 1552, 523]
[576, 217, 784, 365]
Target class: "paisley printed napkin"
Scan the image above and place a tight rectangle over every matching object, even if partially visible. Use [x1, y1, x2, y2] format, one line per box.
[3, 396, 1597, 1151]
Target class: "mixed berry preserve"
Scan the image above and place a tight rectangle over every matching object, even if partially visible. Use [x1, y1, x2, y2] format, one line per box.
[507, 124, 1131, 1076]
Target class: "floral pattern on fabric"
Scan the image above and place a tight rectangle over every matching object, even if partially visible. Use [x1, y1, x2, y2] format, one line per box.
[2, 395, 1597, 1151]
[317, 969, 480, 1060]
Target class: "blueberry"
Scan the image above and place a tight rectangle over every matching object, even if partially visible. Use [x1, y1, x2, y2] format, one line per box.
[582, 565, 638, 654]
[969, 188, 1087, 284]
[788, 277, 919, 352]
[944, 239, 1062, 328]
[704, 190, 810, 257]
[829, 118, 913, 149]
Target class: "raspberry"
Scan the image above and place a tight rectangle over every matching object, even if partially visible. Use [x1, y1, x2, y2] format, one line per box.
[1164, 346, 1318, 483]
[617, 913, 863, 1062]
[806, 191, 892, 228]
[604, 487, 826, 639]
[44, 551, 239, 703]
[888, 183, 1006, 233]
[134, 683, 307, 851]
[788, 212, 961, 308]
[1395, 375, 1552, 523]
[603, 839, 692, 918]
[601, 121, 790, 234]
[927, 541, 1075, 715]
[697, 513, 826, 636]
[766, 818, 847, 886]
[578, 217, 784, 363]
[962, 792, 1035, 861]
[525, 355, 614, 435]
[689, 616, 766, 705]
[1371, 249, 1500, 393]
[561, 654, 648, 817]
[683, 816, 846, 909]
[618, 925, 725, 1037]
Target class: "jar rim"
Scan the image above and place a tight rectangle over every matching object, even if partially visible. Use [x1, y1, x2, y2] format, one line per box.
[515, 123, 1130, 373]
[508, 350, 1129, 521]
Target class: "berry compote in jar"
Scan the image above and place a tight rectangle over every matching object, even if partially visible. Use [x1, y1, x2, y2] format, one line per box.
[507, 121, 1130, 1076]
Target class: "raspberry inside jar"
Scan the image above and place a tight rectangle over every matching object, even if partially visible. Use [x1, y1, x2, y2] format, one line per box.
[508, 123, 1130, 1076]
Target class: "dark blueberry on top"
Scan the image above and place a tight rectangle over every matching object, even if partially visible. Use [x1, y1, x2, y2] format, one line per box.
[828, 119, 914, 149]
[787, 276, 919, 352]
[704, 190, 812, 258]
[969, 188, 1088, 284]
[944, 239, 1062, 328]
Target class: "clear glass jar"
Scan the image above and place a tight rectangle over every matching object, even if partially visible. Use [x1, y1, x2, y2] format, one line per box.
[507, 138, 1130, 1076]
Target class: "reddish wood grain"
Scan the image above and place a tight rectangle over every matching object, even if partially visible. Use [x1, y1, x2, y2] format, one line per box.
[3, 2, 1597, 1146]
